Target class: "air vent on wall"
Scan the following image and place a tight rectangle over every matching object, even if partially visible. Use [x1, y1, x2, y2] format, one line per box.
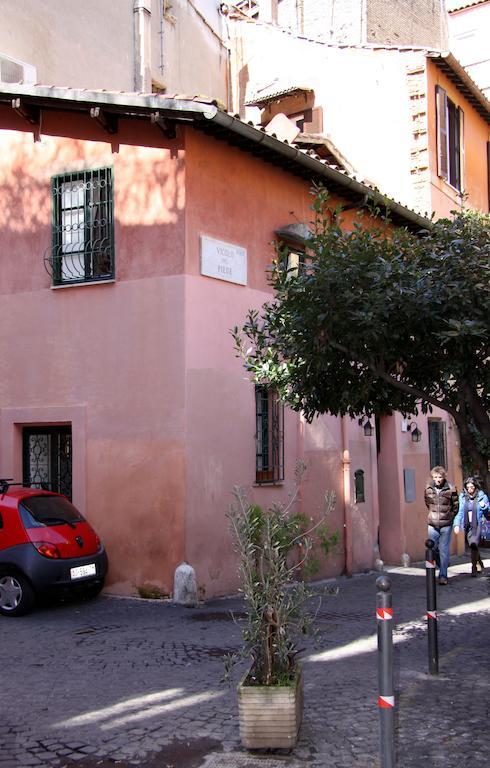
[0, 53, 36, 84]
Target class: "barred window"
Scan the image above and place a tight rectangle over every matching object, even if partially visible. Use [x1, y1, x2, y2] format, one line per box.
[255, 385, 284, 484]
[428, 420, 447, 471]
[354, 469, 365, 503]
[48, 168, 114, 285]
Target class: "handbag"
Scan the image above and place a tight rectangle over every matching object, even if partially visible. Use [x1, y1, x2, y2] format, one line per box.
[481, 516, 490, 542]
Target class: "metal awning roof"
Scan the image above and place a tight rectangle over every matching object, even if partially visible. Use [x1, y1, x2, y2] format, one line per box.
[0, 83, 431, 231]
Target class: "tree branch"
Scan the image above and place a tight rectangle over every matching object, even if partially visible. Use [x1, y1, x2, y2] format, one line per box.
[327, 339, 459, 419]
[463, 383, 490, 439]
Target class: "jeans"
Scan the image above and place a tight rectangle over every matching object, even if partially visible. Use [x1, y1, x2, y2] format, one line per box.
[428, 525, 453, 579]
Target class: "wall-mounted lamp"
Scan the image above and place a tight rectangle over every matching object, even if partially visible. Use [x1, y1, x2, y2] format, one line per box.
[363, 419, 374, 437]
[409, 422, 422, 443]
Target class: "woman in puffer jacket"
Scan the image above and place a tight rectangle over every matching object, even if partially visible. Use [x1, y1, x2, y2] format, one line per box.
[453, 477, 489, 577]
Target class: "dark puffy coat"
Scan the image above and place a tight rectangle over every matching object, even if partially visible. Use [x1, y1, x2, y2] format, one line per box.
[424, 481, 459, 528]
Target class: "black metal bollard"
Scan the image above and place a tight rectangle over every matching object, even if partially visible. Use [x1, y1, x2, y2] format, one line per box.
[376, 575, 395, 768]
[425, 538, 439, 675]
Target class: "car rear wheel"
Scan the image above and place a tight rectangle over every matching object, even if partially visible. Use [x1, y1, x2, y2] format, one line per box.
[0, 573, 35, 617]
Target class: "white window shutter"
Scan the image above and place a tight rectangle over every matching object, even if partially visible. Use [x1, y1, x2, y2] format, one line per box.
[436, 85, 448, 180]
[458, 107, 465, 194]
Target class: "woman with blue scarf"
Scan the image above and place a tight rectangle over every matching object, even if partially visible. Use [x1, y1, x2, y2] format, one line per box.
[453, 477, 489, 577]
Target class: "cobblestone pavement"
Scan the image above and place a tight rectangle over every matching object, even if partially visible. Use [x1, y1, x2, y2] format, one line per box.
[2, 554, 489, 768]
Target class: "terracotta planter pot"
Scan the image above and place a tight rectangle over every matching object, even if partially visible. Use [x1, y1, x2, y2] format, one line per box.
[237, 665, 303, 750]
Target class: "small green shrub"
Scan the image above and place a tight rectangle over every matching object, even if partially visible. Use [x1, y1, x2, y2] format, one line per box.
[225, 467, 337, 686]
[136, 584, 167, 600]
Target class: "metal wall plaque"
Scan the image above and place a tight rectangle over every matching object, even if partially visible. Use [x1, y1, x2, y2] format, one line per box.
[200, 235, 247, 285]
[404, 468, 416, 503]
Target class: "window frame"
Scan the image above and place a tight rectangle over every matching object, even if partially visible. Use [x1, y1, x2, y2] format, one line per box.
[255, 385, 285, 484]
[50, 167, 115, 286]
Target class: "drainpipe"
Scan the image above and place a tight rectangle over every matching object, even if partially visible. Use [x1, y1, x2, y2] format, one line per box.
[296, 412, 305, 519]
[258, 0, 278, 24]
[341, 416, 353, 576]
[159, 0, 165, 78]
[133, 0, 152, 93]
[370, 422, 380, 568]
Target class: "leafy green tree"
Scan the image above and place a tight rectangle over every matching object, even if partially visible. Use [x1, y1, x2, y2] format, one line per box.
[233, 188, 490, 489]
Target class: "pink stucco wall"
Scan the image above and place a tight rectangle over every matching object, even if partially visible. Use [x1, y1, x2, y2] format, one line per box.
[0, 110, 188, 595]
[183, 128, 378, 595]
[378, 410, 462, 566]
[0, 102, 463, 597]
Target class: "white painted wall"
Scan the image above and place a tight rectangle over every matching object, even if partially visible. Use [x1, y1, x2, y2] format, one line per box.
[0, 0, 134, 90]
[230, 21, 422, 210]
[0, 0, 228, 101]
[448, 2, 490, 98]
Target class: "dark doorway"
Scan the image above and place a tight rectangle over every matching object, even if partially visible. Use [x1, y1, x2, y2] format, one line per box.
[23, 426, 72, 500]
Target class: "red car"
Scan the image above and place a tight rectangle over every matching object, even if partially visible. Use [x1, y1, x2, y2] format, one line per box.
[0, 480, 108, 616]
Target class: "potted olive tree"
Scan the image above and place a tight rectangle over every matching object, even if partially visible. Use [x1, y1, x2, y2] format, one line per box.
[226, 467, 336, 750]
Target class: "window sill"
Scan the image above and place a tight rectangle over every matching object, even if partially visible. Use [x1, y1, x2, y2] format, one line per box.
[51, 279, 116, 290]
[436, 175, 463, 196]
[253, 481, 285, 487]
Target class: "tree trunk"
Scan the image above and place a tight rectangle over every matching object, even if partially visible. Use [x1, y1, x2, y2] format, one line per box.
[454, 413, 490, 493]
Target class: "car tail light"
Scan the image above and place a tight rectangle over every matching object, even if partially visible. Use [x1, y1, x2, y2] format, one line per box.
[95, 534, 101, 547]
[32, 541, 61, 559]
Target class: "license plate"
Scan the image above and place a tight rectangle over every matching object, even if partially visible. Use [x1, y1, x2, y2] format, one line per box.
[70, 563, 96, 580]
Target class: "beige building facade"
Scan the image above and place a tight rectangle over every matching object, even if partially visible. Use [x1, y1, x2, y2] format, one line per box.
[0, 0, 229, 103]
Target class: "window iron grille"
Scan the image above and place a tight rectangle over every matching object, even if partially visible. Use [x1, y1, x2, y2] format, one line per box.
[22, 426, 72, 500]
[45, 168, 114, 285]
[255, 385, 284, 483]
[354, 469, 365, 503]
[428, 420, 447, 471]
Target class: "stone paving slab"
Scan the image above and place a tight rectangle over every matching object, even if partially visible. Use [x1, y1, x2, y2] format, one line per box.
[202, 755, 303, 768]
[1, 554, 489, 767]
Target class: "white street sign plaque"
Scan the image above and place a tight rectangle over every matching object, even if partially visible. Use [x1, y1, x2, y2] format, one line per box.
[200, 235, 247, 286]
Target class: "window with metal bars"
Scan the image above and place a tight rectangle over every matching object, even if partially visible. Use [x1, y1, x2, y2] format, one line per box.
[428, 420, 447, 471]
[22, 426, 72, 500]
[48, 168, 114, 285]
[354, 469, 365, 503]
[255, 385, 284, 483]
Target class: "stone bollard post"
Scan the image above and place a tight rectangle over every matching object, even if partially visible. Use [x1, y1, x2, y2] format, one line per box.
[173, 561, 198, 607]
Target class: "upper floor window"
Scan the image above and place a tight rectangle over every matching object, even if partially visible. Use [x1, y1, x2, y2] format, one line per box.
[279, 248, 306, 279]
[436, 85, 464, 192]
[255, 385, 284, 484]
[275, 223, 311, 279]
[49, 168, 114, 285]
